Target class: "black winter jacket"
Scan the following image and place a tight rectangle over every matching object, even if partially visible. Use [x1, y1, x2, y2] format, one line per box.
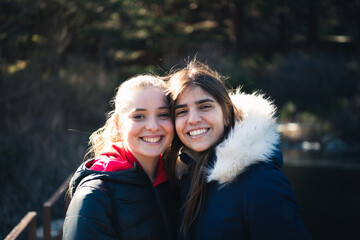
[63, 159, 179, 240]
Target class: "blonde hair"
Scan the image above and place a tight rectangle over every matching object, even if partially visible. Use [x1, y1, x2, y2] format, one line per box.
[86, 74, 167, 159]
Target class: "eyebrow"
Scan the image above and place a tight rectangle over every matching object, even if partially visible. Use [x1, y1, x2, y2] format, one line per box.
[196, 98, 215, 104]
[175, 98, 215, 109]
[134, 106, 169, 111]
[174, 104, 187, 110]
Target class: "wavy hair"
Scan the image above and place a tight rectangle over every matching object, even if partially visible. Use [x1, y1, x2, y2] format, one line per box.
[85, 74, 167, 159]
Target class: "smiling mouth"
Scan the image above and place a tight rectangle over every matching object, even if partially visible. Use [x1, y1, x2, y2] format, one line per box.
[141, 136, 162, 143]
[188, 129, 208, 137]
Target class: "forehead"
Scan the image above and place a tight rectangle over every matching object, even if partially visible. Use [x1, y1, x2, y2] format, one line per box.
[126, 87, 167, 109]
[177, 86, 215, 103]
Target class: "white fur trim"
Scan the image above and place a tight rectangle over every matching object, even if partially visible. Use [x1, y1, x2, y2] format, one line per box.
[206, 90, 280, 184]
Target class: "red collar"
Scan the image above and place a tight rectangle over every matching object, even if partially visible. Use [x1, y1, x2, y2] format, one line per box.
[89, 143, 168, 187]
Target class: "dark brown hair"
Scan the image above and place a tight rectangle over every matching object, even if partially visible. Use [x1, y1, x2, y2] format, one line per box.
[166, 59, 241, 235]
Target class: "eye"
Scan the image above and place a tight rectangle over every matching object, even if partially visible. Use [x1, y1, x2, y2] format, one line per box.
[200, 104, 213, 111]
[132, 114, 145, 120]
[175, 109, 188, 117]
[158, 112, 170, 119]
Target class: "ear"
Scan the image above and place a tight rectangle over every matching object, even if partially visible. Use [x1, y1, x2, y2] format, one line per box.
[112, 113, 124, 142]
[113, 113, 120, 130]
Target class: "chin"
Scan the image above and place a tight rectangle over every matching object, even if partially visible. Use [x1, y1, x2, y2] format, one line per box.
[145, 150, 162, 157]
[191, 146, 209, 153]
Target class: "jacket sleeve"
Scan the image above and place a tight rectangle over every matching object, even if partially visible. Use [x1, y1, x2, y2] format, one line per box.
[245, 164, 311, 240]
[63, 178, 119, 240]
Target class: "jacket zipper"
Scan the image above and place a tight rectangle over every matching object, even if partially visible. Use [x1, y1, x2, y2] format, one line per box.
[138, 164, 173, 240]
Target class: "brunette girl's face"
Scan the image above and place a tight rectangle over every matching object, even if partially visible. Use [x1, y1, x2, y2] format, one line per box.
[120, 87, 174, 162]
[174, 86, 225, 152]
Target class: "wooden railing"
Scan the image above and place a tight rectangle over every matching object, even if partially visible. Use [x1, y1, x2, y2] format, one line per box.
[5, 173, 73, 240]
[5, 211, 37, 240]
[42, 174, 72, 240]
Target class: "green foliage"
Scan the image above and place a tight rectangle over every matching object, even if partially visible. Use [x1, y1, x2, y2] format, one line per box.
[0, 56, 119, 238]
[279, 101, 297, 122]
[218, 55, 256, 92]
[1, 0, 360, 237]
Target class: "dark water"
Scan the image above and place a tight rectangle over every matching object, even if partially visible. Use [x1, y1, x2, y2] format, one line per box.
[282, 150, 360, 240]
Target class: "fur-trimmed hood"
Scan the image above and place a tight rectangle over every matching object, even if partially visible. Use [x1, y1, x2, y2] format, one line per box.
[206, 90, 281, 184]
[178, 90, 282, 185]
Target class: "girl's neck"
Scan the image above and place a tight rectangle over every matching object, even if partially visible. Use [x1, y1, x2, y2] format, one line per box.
[181, 147, 201, 160]
[136, 157, 158, 182]
[120, 142, 159, 182]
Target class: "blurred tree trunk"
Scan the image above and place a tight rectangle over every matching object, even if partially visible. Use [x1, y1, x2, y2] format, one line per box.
[232, 0, 245, 50]
[307, 6, 318, 44]
[357, 14, 360, 47]
[278, 0, 288, 49]
[49, 22, 72, 78]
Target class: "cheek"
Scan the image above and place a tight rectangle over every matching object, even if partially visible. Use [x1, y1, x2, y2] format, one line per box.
[164, 120, 174, 135]
[217, 125, 225, 138]
[122, 121, 138, 137]
[213, 114, 225, 135]
[219, 118, 226, 132]
[121, 126, 131, 140]
[175, 119, 184, 136]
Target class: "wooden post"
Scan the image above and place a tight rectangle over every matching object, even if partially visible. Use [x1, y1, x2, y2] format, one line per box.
[43, 203, 52, 240]
[5, 211, 37, 240]
[43, 174, 73, 240]
[28, 213, 37, 240]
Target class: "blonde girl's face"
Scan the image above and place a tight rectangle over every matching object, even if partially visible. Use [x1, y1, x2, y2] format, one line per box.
[174, 86, 225, 153]
[120, 87, 174, 163]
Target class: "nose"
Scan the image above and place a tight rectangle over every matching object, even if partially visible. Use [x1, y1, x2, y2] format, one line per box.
[145, 116, 160, 131]
[187, 109, 201, 124]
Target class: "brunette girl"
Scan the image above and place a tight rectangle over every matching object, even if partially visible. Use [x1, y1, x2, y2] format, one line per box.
[166, 60, 311, 240]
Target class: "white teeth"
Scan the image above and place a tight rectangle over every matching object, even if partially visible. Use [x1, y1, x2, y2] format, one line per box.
[189, 129, 207, 136]
[143, 137, 161, 143]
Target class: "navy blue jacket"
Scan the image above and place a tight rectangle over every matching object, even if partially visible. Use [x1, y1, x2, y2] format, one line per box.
[179, 150, 310, 240]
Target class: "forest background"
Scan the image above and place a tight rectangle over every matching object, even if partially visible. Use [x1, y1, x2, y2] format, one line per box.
[1, 0, 359, 239]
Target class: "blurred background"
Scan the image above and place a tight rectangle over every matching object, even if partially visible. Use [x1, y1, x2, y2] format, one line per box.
[1, 0, 359, 239]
